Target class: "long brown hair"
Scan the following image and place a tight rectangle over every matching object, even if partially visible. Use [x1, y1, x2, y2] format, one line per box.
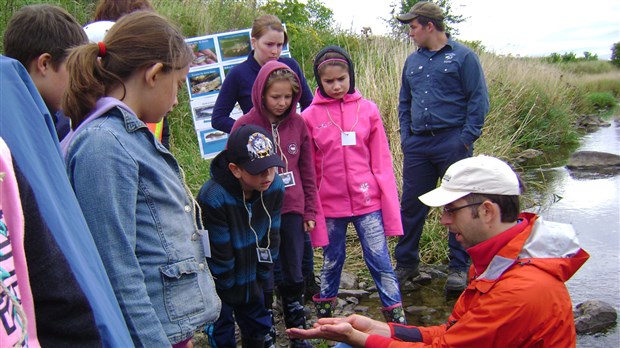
[63, 11, 193, 129]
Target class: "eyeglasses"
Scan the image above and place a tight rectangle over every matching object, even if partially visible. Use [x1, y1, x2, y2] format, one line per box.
[442, 202, 484, 215]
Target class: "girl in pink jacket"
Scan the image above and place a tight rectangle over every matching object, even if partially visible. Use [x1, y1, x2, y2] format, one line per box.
[302, 46, 405, 324]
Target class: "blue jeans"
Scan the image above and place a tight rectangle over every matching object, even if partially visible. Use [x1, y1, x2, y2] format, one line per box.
[395, 128, 471, 272]
[320, 210, 401, 307]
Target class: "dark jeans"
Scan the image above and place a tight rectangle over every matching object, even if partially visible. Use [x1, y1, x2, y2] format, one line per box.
[274, 215, 315, 285]
[205, 300, 272, 346]
[302, 230, 314, 276]
[395, 128, 471, 271]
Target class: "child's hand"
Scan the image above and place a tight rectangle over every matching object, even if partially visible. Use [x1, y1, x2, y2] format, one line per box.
[304, 220, 316, 232]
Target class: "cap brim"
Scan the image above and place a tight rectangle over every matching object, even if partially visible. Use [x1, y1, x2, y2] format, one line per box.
[396, 13, 417, 23]
[241, 156, 285, 175]
[418, 186, 470, 207]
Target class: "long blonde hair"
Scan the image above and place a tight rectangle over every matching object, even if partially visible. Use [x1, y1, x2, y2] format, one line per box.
[63, 11, 192, 129]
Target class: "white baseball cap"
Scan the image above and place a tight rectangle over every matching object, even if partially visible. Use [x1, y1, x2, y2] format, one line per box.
[83, 20, 115, 43]
[418, 155, 521, 207]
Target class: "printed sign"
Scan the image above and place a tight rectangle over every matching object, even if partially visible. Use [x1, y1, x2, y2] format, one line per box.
[185, 27, 291, 159]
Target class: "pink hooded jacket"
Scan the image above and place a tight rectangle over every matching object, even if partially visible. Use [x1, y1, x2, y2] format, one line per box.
[0, 138, 41, 347]
[302, 88, 403, 236]
[232, 61, 328, 247]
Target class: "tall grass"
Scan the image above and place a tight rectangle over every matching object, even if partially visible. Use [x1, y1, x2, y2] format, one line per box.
[2, 0, 619, 266]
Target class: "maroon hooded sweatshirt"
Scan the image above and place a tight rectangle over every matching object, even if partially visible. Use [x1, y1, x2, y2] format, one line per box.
[231, 61, 321, 238]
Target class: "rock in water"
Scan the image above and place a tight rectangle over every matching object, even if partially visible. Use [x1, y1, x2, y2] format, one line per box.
[567, 151, 620, 171]
[574, 300, 618, 334]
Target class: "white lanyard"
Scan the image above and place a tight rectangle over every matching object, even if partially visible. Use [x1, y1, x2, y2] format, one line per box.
[324, 100, 360, 133]
[242, 190, 271, 250]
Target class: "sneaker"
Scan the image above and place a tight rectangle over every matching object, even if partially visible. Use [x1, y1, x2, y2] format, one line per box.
[395, 265, 420, 285]
[445, 269, 468, 291]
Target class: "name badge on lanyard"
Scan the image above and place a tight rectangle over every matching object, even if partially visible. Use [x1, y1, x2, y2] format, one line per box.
[341, 131, 356, 146]
[257, 248, 273, 263]
[200, 230, 211, 258]
[279, 171, 296, 188]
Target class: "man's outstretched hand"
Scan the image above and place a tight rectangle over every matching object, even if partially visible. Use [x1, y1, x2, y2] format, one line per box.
[286, 314, 391, 347]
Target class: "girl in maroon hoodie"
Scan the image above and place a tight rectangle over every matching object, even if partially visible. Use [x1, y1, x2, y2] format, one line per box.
[232, 60, 326, 348]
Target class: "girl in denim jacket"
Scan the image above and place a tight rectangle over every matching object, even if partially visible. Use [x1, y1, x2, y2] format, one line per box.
[61, 12, 220, 347]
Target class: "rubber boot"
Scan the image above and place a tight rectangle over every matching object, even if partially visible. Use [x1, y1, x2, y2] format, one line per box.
[381, 304, 407, 325]
[263, 291, 276, 348]
[279, 282, 312, 348]
[303, 273, 320, 304]
[312, 294, 337, 319]
[242, 335, 265, 348]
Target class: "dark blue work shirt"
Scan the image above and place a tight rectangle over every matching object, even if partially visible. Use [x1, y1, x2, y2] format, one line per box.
[398, 39, 489, 145]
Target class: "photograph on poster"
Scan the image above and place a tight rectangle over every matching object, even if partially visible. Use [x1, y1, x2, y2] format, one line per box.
[218, 31, 251, 61]
[194, 105, 213, 122]
[191, 97, 217, 125]
[204, 130, 227, 142]
[223, 63, 239, 78]
[187, 36, 218, 68]
[198, 129, 228, 159]
[188, 67, 222, 98]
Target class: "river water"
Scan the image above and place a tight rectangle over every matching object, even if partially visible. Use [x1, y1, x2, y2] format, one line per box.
[531, 119, 620, 347]
[366, 118, 620, 346]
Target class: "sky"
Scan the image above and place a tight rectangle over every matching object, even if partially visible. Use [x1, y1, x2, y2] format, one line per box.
[320, 0, 620, 60]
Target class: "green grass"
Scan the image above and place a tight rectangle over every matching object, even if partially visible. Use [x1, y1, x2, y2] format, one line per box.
[584, 92, 617, 112]
[556, 59, 619, 75]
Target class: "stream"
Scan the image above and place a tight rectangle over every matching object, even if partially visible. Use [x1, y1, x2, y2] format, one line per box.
[533, 118, 620, 347]
[363, 118, 620, 347]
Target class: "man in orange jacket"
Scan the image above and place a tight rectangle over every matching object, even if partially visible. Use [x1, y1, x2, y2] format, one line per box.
[287, 155, 589, 347]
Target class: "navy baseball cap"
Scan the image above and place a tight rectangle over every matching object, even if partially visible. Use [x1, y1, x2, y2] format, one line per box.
[226, 124, 284, 175]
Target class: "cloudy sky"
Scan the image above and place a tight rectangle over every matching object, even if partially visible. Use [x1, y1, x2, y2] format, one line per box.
[321, 0, 619, 60]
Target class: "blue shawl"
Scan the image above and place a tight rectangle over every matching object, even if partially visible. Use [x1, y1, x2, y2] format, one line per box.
[0, 55, 133, 347]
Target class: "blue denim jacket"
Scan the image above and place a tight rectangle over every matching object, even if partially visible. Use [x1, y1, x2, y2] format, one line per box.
[398, 39, 489, 145]
[65, 106, 220, 346]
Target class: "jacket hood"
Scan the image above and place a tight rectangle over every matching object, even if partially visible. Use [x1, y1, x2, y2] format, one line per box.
[313, 45, 355, 98]
[210, 150, 244, 198]
[475, 213, 589, 293]
[310, 87, 363, 106]
[251, 60, 302, 123]
[518, 213, 589, 282]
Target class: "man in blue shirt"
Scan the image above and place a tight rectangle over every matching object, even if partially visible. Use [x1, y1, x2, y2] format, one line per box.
[393, 1, 489, 292]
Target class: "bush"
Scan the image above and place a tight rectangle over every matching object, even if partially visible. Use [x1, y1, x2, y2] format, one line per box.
[584, 92, 617, 111]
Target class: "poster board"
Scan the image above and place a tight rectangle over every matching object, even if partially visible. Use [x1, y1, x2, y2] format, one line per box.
[185, 27, 291, 159]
